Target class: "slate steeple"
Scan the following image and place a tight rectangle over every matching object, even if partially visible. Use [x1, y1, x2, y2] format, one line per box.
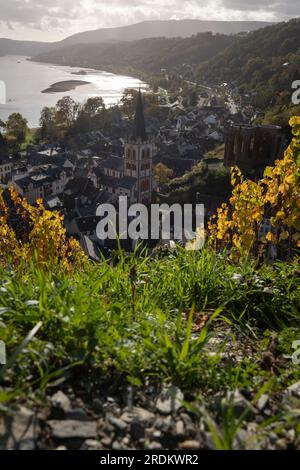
[134, 88, 147, 141]
[124, 87, 153, 204]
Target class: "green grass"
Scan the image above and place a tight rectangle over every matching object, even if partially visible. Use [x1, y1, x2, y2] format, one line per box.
[0, 247, 299, 409]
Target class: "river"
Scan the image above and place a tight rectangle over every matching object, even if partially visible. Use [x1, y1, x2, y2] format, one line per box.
[0, 55, 146, 127]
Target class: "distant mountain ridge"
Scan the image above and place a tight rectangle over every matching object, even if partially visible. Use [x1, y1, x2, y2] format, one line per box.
[32, 33, 236, 75]
[0, 19, 273, 57]
[59, 19, 274, 46]
[0, 38, 50, 57]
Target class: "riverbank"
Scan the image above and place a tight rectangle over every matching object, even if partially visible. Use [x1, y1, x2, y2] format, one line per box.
[0, 55, 146, 127]
[41, 80, 91, 94]
[30, 55, 151, 84]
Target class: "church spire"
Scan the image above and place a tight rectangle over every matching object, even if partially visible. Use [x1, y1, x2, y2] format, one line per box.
[134, 88, 147, 141]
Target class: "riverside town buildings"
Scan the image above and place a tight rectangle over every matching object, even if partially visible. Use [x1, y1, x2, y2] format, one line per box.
[1, 85, 286, 259]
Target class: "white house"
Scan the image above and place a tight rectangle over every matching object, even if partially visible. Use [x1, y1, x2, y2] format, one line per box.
[0, 159, 13, 184]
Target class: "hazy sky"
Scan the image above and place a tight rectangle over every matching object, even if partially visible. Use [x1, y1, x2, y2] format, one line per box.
[0, 0, 299, 42]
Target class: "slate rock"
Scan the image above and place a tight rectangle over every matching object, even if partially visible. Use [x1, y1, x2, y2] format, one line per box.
[81, 439, 100, 450]
[223, 390, 256, 419]
[275, 438, 288, 450]
[0, 406, 40, 450]
[101, 436, 112, 447]
[175, 420, 185, 438]
[286, 381, 300, 398]
[233, 429, 253, 449]
[154, 415, 172, 431]
[65, 408, 89, 421]
[48, 419, 97, 439]
[121, 407, 155, 425]
[111, 440, 122, 450]
[130, 421, 145, 440]
[156, 386, 184, 414]
[283, 381, 300, 409]
[108, 416, 127, 431]
[147, 441, 162, 450]
[50, 391, 71, 414]
[179, 440, 201, 449]
[256, 394, 269, 411]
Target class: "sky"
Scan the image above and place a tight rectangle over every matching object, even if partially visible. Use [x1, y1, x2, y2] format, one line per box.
[0, 0, 299, 42]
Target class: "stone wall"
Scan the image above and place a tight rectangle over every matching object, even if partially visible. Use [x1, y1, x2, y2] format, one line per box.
[224, 124, 285, 171]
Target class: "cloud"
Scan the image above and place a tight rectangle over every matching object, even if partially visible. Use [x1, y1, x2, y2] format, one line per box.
[0, 0, 298, 40]
[220, 0, 300, 18]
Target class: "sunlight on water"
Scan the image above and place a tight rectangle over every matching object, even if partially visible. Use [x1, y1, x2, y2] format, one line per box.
[0, 56, 146, 127]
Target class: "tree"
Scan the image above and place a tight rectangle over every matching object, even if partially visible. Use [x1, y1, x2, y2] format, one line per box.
[6, 113, 28, 145]
[82, 96, 105, 117]
[154, 163, 173, 187]
[39, 106, 57, 140]
[72, 96, 106, 134]
[56, 96, 79, 129]
[120, 89, 138, 119]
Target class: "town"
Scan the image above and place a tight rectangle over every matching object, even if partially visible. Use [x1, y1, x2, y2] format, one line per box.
[0, 83, 286, 260]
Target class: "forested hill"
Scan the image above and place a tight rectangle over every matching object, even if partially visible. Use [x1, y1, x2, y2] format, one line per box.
[58, 19, 273, 45]
[0, 19, 272, 58]
[197, 18, 300, 120]
[32, 33, 235, 75]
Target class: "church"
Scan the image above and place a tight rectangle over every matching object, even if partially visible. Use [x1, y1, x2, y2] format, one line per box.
[99, 89, 154, 205]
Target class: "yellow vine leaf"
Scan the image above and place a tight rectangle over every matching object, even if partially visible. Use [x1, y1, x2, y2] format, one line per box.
[208, 115, 300, 258]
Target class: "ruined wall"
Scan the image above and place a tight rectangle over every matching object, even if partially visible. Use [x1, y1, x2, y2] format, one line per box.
[224, 124, 285, 171]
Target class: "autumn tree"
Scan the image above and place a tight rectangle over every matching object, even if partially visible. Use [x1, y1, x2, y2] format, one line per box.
[39, 106, 58, 140]
[73, 96, 107, 133]
[82, 96, 105, 117]
[154, 163, 173, 187]
[120, 88, 138, 119]
[56, 96, 79, 129]
[6, 113, 28, 147]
